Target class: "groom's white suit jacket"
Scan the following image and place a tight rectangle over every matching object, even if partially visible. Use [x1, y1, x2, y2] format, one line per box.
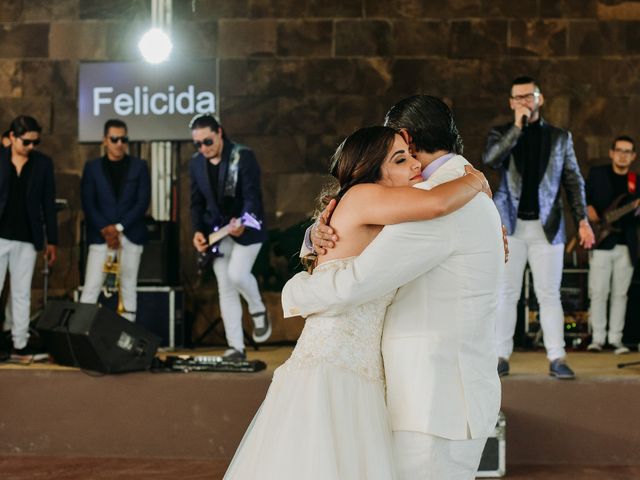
[283, 155, 503, 440]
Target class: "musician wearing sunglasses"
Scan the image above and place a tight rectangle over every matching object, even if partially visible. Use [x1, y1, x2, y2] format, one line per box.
[0, 116, 58, 359]
[189, 113, 269, 361]
[483, 76, 595, 380]
[79, 119, 150, 322]
[1, 130, 10, 148]
[585, 135, 639, 355]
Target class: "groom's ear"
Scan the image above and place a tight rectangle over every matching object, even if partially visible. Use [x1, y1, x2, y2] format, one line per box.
[399, 129, 417, 156]
[399, 128, 412, 145]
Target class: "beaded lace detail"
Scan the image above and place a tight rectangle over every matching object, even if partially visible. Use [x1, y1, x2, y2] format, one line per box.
[277, 257, 394, 383]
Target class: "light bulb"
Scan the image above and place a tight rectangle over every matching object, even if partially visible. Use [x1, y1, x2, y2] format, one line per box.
[138, 28, 173, 64]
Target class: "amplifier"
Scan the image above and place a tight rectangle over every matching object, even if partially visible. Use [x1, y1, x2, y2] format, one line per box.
[79, 219, 178, 286]
[524, 268, 590, 343]
[138, 220, 178, 285]
[623, 279, 640, 345]
[74, 286, 185, 348]
[477, 411, 506, 477]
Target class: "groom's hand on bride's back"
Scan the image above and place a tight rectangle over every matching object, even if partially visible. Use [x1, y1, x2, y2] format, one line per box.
[312, 198, 339, 255]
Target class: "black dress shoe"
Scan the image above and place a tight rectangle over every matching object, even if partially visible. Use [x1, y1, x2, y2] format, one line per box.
[549, 358, 575, 380]
[497, 357, 510, 377]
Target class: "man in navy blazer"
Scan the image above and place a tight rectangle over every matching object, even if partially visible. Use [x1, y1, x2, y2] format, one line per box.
[0, 116, 57, 360]
[189, 114, 270, 360]
[80, 119, 150, 322]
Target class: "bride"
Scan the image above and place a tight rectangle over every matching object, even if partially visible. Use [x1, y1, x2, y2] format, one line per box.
[223, 126, 490, 479]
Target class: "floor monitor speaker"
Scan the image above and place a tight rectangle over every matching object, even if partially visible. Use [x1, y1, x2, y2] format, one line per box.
[36, 301, 160, 373]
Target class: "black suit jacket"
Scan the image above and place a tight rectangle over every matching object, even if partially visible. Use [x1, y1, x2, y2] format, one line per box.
[81, 155, 150, 245]
[586, 164, 639, 263]
[0, 146, 58, 250]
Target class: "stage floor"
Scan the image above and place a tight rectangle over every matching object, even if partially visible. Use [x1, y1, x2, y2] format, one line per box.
[2, 346, 640, 378]
[1, 456, 639, 480]
[1, 348, 639, 479]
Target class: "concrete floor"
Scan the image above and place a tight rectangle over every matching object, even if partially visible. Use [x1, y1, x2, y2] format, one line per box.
[1, 456, 639, 479]
[2, 349, 639, 479]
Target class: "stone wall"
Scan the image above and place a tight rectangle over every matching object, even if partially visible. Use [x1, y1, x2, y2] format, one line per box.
[1, 0, 639, 322]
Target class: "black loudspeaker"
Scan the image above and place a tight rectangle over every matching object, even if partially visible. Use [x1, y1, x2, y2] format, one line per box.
[138, 220, 178, 285]
[92, 287, 185, 348]
[36, 301, 160, 373]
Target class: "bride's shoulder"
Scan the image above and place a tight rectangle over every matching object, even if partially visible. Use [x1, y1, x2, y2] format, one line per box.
[340, 183, 383, 203]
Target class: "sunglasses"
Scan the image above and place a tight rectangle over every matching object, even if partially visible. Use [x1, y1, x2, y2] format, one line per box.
[109, 135, 129, 144]
[20, 137, 40, 147]
[193, 137, 215, 149]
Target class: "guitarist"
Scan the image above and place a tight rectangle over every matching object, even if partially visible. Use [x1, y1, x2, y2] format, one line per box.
[189, 114, 270, 361]
[586, 135, 638, 354]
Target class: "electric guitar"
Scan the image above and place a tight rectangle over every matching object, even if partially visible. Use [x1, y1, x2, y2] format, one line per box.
[567, 194, 640, 253]
[197, 212, 262, 270]
[590, 194, 640, 246]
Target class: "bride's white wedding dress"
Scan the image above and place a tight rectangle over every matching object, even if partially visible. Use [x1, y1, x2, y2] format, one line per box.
[224, 257, 397, 479]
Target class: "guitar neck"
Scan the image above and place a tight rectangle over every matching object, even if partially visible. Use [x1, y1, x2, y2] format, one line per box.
[208, 225, 232, 245]
[605, 201, 638, 223]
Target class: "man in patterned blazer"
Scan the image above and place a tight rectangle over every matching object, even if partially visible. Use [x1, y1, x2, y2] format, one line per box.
[482, 76, 595, 379]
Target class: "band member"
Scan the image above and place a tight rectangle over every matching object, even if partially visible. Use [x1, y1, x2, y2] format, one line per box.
[482, 76, 595, 379]
[586, 135, 638, 354]
[79, 119, 150, 322]
[0, 116, 57, 360]
[189, 113, 270, 360]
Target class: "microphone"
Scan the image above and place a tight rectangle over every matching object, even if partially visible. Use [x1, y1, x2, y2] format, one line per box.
[521, 114, 529, 128]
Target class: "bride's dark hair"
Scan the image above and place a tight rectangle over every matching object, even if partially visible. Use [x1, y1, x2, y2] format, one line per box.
[314, 126, 398, 217]
[303, 126, 399, 271]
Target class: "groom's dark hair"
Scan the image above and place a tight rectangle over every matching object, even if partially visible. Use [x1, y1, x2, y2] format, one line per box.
[384, 95, 463, 155]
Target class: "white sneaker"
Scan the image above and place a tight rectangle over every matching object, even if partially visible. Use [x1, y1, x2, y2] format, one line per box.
[612, 343, 630, 355]
[251, 311, 272, 343]
[222, 348, 246, 361]
[587, 342, 603, 352]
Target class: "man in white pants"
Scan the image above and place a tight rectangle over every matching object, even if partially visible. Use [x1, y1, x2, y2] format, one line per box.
[482, 76, 595, 379]
[0, 116, 57, 360]
[585, 135, 638, 354]
[80, 119, 150, 322]
[292, 96, 504, 479]
[189, 114, 270, 361]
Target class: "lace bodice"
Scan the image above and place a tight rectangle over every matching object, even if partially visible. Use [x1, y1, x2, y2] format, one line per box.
[278, 257, 394, 383]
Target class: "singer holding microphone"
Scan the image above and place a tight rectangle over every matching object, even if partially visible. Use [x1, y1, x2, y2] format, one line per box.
[482, 76, 595, 380]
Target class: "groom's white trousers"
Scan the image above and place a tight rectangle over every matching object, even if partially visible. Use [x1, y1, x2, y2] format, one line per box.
[394, 431, 487, 480]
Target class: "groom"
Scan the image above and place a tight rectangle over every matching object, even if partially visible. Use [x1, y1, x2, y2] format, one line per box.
[283, 95, 504, 480]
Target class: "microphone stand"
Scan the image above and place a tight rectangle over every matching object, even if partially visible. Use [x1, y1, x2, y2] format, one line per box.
[617, 360, 640, 369]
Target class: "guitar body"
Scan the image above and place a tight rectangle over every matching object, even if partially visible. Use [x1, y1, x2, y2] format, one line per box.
[196, 212, 262, 272]
[591, 222, 619, 247]
[592, 193, 633, 247]
[197, 246, 222, 272]
[567, 193, 639, 263]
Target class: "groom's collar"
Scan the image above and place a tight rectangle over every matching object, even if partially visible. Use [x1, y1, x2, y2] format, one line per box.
[421, 152, 455, 181]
